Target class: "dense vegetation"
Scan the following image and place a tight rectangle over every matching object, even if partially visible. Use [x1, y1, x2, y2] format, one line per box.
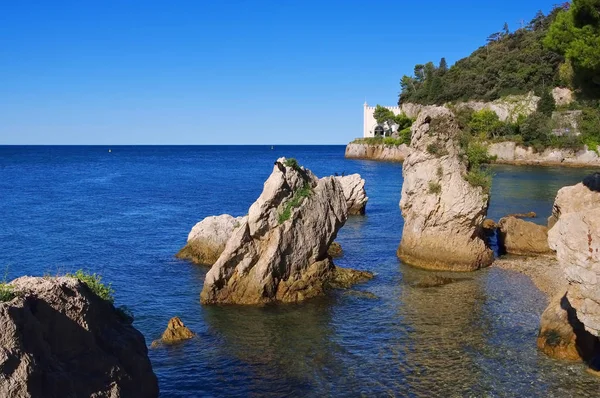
[395, 0, 600, 153]
[372, 105, 414, 144]
[278, 183, 312, 224]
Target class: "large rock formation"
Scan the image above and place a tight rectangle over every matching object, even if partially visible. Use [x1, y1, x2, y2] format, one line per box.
[538, 177, 600, 370]
[549, 207, 600, 336]
[498, 216, 552, 256]
[176, 214, 246, 265]
[335, 174, 368, 215]
[0, 276, 158, 397]
[398, 107, 493, 271]
[201, 158, 372, 305]
[548, 182, 600, 229]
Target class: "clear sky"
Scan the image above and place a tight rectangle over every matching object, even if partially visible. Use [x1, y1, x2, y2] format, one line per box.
[1, 0, 556, 145]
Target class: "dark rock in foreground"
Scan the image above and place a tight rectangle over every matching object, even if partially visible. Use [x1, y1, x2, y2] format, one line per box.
[0, 276, 158, 398]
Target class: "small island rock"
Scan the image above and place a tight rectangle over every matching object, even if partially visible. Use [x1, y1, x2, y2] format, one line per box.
[397, 107, 493, 271]
[0, 276, 158, 398]
[176, 214, 246, 265]
[201, 158, 372, 305]
[152, 317, 195, 347]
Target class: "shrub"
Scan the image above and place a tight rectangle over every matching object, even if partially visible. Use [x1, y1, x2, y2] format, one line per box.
[428, 181, 442, 195]
[399, 127, 412, 145]
[466, 141, 495, 168]
[580, 107, 600, 153]
[382, 137, 404, 146]
[284, 158, 300, 170]
[465, 168, 492, 194]
[278, 184, 312, 224]
[468, 109, 503, 138]
[436, 166, 444, 178]
[519, 112, 552, 149]
[0, 283, 15, 302]
[67, 270, 115, 303]
[426, 141, 448, 156]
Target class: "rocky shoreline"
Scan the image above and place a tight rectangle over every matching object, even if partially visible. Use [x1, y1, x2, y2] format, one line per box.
[346, 141, 600, 167]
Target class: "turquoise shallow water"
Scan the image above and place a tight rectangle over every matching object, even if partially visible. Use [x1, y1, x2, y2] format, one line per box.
[1, 145, 599, 397]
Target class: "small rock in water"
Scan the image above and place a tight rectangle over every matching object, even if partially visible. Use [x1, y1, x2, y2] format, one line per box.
[583, 172, 600, 192]
[152, 317, 195, 348]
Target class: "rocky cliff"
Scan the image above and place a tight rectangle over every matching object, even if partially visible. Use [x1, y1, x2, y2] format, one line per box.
[345, 143, 409, 162]
[334, 174, 368, 215]
[0, 276, 158, 397]
[397, 107, 493, 271]
[200, 158, 372, 305]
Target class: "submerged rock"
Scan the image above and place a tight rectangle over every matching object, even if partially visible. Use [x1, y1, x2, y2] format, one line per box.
[397, 107, 493, 271]
[152, 317, 195, 347]
[498, 216, 552, 256]
[177, 214, 246, 265]
[0, 276, 158, 398]
[334, 174, 368, 215]
[200, 158, 372, 305]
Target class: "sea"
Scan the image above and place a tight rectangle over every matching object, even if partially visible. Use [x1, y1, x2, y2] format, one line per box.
[1, 145, 599, 397]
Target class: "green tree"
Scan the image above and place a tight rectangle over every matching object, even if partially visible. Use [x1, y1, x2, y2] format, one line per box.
[439, 57, 448, 74]
[545, 0, 600, 93]
[373, 105, 395, 125]
[537, 90, 556, 116]
[468, 109, 503, 138]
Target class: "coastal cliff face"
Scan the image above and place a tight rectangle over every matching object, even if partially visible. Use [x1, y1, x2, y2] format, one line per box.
[0, 276, 158, 398]
[397, 107, 493, 271]
[346, 140, 600, 167]
[200, 158, 372, 305]
[345, 143, 409, 162]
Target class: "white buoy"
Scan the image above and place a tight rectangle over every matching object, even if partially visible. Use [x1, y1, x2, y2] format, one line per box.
[108, 149, 112, 153]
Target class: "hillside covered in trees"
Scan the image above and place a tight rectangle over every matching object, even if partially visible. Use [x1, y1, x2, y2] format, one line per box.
[398, 0, 600, 105]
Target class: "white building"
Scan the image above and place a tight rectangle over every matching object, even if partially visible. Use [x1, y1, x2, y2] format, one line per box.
[363, 102, 403, 138]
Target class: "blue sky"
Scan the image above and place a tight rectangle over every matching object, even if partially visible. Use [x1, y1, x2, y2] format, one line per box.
[1, 0, 556, 145]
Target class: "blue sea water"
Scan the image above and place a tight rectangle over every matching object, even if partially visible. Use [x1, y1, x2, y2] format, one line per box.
[1, 145, 600, 397]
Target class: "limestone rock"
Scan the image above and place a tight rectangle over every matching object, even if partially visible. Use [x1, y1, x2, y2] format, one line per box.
[335, 174, 368, 215]
[548, 183, 600, 229]
[177, 214, 246, 265]
[201, 158, 372, 305]
[0, 276, 158, 398]
[482, 219, 497, 230]
[498, 216, 552, 256]
[344, 143, 409, 162]
[549, 208, 600, 335]
[152, 317, 194, 347]
[537, 292, 599, 362]
[552, 87, 574, 107]
[397, 107, 493, 271]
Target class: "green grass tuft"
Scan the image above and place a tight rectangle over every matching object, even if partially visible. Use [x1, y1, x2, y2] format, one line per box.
[278, 184, 312, 224]
[284, 158, 300, 170]
[0, 283, 15, 302]
[67, 270, 115, 303]
[428, 181, 442, 195]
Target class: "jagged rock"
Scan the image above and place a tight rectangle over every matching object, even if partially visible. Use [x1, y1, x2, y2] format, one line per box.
[498, 216, 552, 256]
[152, 317, 194, 347]
[549, 207, 600, 336]
[176, 214, 246, 265]
[200, 158, 372, 305]
[397, 107, 493, 271]
[334, 174, 368, 215]
[327, 242, 343, 257]
[547, 182, 600, 229]
[537, 292, 599, 361]
[0, 276, 158, 398]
